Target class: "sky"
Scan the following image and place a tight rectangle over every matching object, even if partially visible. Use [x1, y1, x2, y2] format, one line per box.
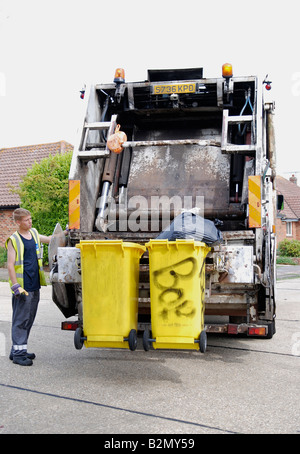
[0, 0, 300, 181]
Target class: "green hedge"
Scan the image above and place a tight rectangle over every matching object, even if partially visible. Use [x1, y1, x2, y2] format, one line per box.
[277, 239, 300, 258]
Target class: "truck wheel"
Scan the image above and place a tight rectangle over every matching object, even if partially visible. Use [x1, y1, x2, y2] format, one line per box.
[74, 327, 84, 350]
[143, 329, 151, 351]
[128, 329, 138, 351]
[199, 331, 207, 353]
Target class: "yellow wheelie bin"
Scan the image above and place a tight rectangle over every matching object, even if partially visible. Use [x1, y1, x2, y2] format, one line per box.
[144, 239, 210, 352]
[75, 240, 146, 351]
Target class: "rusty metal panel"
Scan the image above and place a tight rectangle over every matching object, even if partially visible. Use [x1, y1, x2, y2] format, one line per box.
[123, 138, 221, 148]
[127, 127, 231, 218]
[57, 247, 81, 283]
[213, 246, 254, 284]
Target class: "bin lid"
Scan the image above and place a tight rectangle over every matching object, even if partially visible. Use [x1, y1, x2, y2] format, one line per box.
[146, 239, 210, 251]
[76, 239, 146, 254]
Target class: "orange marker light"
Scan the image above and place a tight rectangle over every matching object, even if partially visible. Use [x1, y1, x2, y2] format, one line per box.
[114, 68, 125, 83]
[222, 63, 233, 78]
[248, 327, 267, 336]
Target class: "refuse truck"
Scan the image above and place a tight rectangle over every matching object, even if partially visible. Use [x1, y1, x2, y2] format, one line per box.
[49, 63, 279, 350]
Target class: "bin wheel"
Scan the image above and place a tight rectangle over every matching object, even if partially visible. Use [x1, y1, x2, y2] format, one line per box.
[128, 329, 138, 351]
[143, 329, 151, 351]
[199, 330, 207, 353]
[74, 327, 84, 350]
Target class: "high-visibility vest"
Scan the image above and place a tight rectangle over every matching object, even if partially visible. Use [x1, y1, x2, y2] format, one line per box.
[5, 228, 47, 292]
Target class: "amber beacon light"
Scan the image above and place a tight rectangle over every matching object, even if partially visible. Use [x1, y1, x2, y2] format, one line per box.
[114, 68, 125, 84]
[222, 63, 233, 78]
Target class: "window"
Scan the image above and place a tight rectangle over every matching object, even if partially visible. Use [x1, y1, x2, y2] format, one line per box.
[286, 222, 292, 237]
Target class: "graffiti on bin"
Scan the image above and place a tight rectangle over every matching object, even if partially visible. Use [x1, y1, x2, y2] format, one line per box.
[152, 257, 205, 321]
[199, 260, 206, 325]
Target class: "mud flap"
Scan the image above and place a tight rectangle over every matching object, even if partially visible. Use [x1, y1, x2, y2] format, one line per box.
[52, 282, 77, 318]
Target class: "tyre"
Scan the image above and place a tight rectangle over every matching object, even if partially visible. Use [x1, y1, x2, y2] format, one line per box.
[74, 327, 84, 350]
[199, 330, 207, 353]
[143, 329, 151, 351]
[128, 329, 138, 351]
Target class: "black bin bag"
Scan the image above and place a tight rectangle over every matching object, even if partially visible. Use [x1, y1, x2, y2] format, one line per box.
[156, 212, 223, 246]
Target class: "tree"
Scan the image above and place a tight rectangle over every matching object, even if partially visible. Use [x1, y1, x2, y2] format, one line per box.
[16, 152, 72, 263]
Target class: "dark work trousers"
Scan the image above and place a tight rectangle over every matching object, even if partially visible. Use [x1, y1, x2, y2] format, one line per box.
[11, 290, 40, 357]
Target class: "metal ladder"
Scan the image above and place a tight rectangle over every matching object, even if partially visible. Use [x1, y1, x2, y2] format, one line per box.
[77, 115, 118, 160]
[221, 110, 256, 154]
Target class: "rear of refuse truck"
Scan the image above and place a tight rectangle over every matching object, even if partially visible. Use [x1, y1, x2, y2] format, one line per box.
[50, 63, 278, 342]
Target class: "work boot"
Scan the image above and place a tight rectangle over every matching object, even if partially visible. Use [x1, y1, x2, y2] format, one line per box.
[13, 355, 33, 366]
[9, 352, 36, 361]
[26, 352, 36, 360]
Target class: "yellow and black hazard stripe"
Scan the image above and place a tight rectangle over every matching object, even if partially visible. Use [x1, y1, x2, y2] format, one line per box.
[69, 180, 80, 229]
[248, 175, 261, 228]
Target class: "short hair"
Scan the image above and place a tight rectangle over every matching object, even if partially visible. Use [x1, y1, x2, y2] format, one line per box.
[13, 208, 31, 222]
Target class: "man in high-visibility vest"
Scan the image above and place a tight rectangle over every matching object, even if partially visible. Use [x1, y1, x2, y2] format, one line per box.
[6, 208, 52, 366]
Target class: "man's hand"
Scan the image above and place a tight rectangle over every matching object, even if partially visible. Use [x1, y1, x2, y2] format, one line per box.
[11, 283, 29, 296]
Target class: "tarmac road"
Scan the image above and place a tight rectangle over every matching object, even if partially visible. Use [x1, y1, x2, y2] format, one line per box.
[0, 268, 299, 435]
[277, 265, 300, 280]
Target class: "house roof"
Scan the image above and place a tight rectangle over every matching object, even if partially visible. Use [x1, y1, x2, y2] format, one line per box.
[276, 175, 300, 220]
[0, 141, 73, 208]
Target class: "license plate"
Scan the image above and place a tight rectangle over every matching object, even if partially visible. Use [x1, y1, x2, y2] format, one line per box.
[152, 83, 196, 95]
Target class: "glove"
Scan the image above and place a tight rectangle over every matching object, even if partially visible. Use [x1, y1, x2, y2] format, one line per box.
[11, 283, 29, 296]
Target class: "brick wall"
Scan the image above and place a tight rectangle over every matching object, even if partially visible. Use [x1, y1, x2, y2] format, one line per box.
[295, 222, 300, 241]
[276, 217, 300, 244]
[0, 208, 16, 248]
